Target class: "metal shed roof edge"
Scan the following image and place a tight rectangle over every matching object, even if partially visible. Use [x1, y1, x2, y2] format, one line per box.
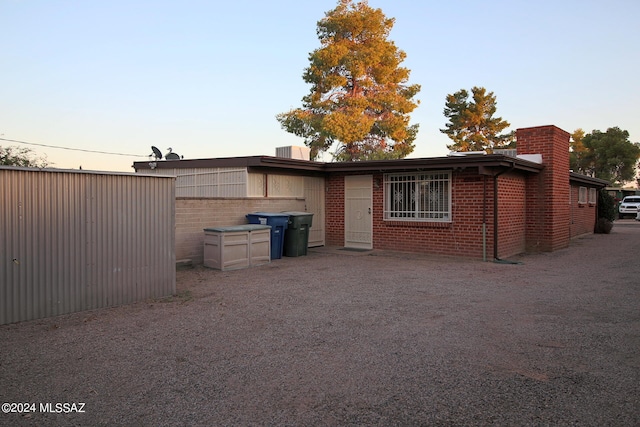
[0, 165, 175, 178]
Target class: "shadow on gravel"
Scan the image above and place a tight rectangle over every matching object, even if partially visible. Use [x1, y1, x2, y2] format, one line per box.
[1, 224, 639, 426]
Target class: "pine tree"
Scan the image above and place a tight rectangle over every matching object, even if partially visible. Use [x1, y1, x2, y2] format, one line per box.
[276, 0, 420, 161]
[440, 86, 514, 153]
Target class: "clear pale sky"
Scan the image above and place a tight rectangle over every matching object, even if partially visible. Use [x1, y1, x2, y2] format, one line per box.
[2, 0, 638, 172]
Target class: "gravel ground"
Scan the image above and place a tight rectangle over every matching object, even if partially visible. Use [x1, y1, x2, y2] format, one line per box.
[1, 221, 640, 426]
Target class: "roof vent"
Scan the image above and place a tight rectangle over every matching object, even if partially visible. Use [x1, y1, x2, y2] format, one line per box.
[516, 154, 543, 164]
[275, 146, 311, 160]
[493, 149, 518, 157]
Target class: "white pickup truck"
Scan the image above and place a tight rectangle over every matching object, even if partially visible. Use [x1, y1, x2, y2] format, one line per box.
[618, 195, 640, 219]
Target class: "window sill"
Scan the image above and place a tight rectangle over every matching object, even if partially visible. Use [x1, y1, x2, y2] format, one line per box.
[383, 220, 452, 229]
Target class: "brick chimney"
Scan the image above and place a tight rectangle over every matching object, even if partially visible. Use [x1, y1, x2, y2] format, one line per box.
[516, 125, 570, 252]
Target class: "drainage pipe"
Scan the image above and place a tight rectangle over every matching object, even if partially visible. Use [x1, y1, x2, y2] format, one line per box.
[482, 176, 487, 262]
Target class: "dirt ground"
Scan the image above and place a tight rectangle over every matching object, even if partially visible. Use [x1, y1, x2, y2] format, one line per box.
[1, 221, 639, 426]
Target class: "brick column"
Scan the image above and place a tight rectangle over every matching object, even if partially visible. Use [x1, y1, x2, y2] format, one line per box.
[517, 125, 570, 252]
[325, 174, 345, 246]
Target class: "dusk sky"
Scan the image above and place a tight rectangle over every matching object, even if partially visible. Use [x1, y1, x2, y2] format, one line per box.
[2, 0, 638, 172]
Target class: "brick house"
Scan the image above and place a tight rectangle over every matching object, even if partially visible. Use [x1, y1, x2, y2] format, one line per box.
[133, 125, 608, 263]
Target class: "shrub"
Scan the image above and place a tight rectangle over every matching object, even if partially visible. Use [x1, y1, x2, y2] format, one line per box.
[598, 189, 617, 222]
[595, 189, 616, 233]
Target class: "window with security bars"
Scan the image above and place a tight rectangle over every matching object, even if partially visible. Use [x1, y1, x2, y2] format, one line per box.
[384, 171, 452, 221]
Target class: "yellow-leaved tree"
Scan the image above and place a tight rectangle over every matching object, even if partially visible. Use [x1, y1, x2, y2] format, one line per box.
[276, 0, 421, 161]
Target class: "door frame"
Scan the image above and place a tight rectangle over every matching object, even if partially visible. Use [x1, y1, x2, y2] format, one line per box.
[344, 175, 373, 250]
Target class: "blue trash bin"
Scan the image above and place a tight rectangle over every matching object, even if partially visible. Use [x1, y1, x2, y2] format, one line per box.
[246, 212, 290, 259]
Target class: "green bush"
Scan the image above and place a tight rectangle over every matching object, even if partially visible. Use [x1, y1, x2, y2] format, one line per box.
[598, 189, 617, 222]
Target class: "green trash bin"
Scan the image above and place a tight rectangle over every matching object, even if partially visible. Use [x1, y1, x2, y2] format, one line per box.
[282, 211, 313, 257]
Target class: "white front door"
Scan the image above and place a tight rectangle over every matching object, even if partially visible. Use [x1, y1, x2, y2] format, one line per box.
[345, 175, 373, 249]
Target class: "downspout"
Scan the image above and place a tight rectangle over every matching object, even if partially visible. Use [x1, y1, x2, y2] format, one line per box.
[594, 186, 601, 232]
[493, 162, 515, 263]
[482, 176, 487, 262]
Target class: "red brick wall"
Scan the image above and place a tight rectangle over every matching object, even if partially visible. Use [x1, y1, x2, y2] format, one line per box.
[496, 172, 527, 258]
[324, 125, 590, 259]
[325, 175, 345, 246]
[325, 170, 503, 259]
[569, 184, 597, 238]
[371, 170, 490, 258]
[517, 126, 571, 252]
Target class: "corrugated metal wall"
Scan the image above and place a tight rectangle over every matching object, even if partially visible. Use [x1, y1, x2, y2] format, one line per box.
[0, 167, 176, 325]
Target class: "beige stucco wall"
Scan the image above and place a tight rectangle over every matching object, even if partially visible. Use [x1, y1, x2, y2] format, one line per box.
[176, 197, 305, 265]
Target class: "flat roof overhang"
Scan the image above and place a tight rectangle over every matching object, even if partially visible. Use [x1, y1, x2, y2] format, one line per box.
[133, 154, 544, 175]
[133, 156, 325, 173]
[321, 154, 543, 174]
[569, 172, 609, 187]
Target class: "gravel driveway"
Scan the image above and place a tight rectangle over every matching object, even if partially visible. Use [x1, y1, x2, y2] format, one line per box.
[1, 221, 639, 426]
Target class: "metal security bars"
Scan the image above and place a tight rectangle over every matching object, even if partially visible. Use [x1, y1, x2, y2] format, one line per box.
[384, 171, 451, 221]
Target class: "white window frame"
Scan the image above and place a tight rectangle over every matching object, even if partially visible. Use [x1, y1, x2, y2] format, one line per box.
[588, 188, 597, 205]
[384, 171, 452, 222]
[578, 186, 588, 205]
